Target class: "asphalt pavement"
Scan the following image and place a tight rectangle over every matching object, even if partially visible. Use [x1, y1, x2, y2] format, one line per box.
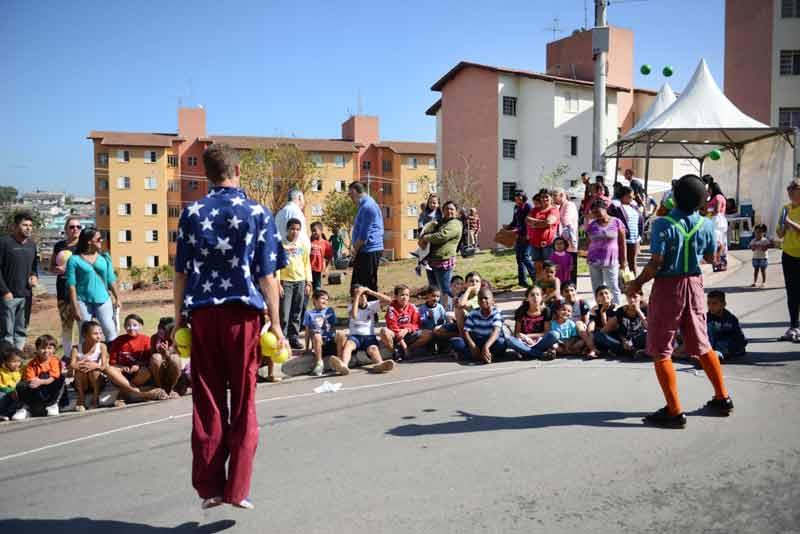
[1, 250, 798, 533]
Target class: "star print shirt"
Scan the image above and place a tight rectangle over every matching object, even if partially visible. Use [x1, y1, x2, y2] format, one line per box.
[175, 186, 287, 312]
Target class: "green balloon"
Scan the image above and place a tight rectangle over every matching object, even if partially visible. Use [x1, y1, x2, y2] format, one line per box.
[640, 64, 652, 75]
[709, 149, 721, 161]
[662, 65, 674, 77]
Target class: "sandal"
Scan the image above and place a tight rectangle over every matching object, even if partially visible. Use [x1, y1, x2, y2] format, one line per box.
[265, 376, 282, 383]
[168, 391, 180, 399]
[75, 404, 86, 412]
[141, 388, 169, 401]
[113, 399, 126, 408]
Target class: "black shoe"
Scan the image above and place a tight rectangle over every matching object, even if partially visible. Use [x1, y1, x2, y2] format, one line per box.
[704, 396, 734, 416]
[289, 338, 303, 350]
[643, 407, 687, 429]
[392, 347, 404, 362]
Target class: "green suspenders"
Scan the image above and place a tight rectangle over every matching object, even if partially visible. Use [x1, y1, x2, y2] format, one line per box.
[662, 215, 706, 273]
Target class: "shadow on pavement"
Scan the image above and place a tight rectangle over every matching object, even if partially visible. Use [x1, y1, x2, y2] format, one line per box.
[387, 409, 649, 436]
[0, 519, 236, 533]
[722, 349, 800, 366]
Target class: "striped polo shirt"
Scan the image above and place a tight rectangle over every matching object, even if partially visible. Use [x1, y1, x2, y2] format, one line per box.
[464, 307, 504, 338]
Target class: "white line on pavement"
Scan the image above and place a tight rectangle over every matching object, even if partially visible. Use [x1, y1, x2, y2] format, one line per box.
[1, 361, 797, 462]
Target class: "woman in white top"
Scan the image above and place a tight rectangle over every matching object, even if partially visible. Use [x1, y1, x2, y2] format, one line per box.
[69, 320, 109, 411]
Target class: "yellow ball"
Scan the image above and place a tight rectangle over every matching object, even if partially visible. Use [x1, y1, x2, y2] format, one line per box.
[176, 343, 190, 358]
[260, 330, 279, 356]
[175, 327, 192, 348]
[270, 347, 290, 364]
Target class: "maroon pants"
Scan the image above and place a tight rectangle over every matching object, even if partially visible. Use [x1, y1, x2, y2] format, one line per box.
[190, 303, 263, 503]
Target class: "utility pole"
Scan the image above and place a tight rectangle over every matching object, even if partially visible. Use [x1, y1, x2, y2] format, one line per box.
[592, 0, 608, 177]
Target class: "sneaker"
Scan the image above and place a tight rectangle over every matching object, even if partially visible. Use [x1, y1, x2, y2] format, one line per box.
[234, 498, 255, 510]
[541, 347, 557, 361]
[704, 396, 734, 416]
[311, 360, 324, 377]
[0, 415, 8, 421]
[643, 407, 686, 429]
[12, 407, 29, 421]
[372, 360, 395, 373]
[289, 338, 304, 351]
[328, 356, 350, 376]
[45, 404, 60, 417]
[201, 496, 223, 510]
[778, 328, 799, 342]
[392, 347, 405, 362]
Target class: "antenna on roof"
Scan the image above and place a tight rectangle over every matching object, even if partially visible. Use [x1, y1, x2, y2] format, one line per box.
[544, 17, 563, 41]
[357, 89, 363, 115]
[584, 0, 588, 29]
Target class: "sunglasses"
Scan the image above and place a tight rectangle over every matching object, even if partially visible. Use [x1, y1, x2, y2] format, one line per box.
[68, 225, 82, 229]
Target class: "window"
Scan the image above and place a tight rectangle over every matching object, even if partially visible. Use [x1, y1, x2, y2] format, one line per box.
[503, 96, 517, 116]
[407, 181, 418, 193]
[502, 182, 517, 201]
[117, 176, 130, 189]
[382, 159, 392, 172]
[334, 180, 347, 192]
[98, 203, 108, 216]
[311, 204, 323, 216]
[98, 179, 108, 191]
[167, 154, 178, 167]
[97, 153, 108, 165]
[779, 108, 800, 128]
[118, 230, 132, 243]
[406, 229, 416, 240]
[145, 230, 159, 242]
[782, 0, 800, 17]
[311, 179, 322, 192]
[570, 136, 578, 156]
[169, 230, 179, 243]
[145, 202, 158, 215]
[117, 203, 132, 216]
[168, 205, 181, 218]
[780, 50, 800, 75]
[168, 180, 180, 193]
[334, 155, 346, 168]
[502, 139, 517, 159]
[168, 255, 176, 267]
[382, 183, 393, 195]
[146, 256, 159, 268]
[189, 180, 199, 191]
[428, 158, 436, 169]
[362, 160, 372, 171]
[383, 206, 391, 218]
[564, 92, 579, 113]
[405, 157, 418, 169]
[187, 156, 198, 167]
[117, 150, 130, 162]
[311, 153, 323, 167]
[407, 204, 419, 216]
[119, 256, 132, 269]
[145, 151, 157, 163]
[429, 182, 437, 194]
[144, 177, 158, 190]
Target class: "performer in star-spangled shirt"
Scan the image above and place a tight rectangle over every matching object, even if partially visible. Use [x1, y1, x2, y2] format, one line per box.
[174, 144, 287, 511]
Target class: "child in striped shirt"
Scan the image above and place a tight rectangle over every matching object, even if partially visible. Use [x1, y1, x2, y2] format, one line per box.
[451, 288, 508, 363]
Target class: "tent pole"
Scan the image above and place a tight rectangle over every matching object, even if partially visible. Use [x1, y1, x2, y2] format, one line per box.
[735, 146, 742, 209]
[699, 158, 704, 177]
[614, 145, 620, 184]
[643, 139, 651, 196]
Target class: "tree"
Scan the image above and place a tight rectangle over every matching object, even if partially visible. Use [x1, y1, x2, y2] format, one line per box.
[439, 153, 483, 210]
[320, 191, 357, 247]
[0, 186, 18, 205]
[537, 162, 571, 191]
[239, 144, 315, 214]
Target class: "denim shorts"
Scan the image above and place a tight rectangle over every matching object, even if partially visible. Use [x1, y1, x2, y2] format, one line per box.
[752, 258, 768, 269]
[529, 244, 554, 262]
[347, 334, 379, 351]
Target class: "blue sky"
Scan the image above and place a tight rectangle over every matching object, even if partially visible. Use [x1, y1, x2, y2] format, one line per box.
[0, 0, 725, 196]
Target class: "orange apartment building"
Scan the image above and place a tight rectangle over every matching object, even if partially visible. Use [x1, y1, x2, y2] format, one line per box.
[89, 108, 435, 273]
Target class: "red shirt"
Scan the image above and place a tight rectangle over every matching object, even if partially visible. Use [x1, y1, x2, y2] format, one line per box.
[385, 301, 420, 333]
[110, 333, 152, 367]
[528, 206, 560, 247]
[309, 238, 333, 273]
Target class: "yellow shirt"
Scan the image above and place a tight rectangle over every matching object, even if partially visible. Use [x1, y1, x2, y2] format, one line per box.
[779, 203, 800, 258]
[276, 238, 312, 283]
[0, 366, 22, 393]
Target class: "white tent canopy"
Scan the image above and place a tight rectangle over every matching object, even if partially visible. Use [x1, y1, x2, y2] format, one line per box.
[604, 58, 795, 214]
[623, 82, 676, 140]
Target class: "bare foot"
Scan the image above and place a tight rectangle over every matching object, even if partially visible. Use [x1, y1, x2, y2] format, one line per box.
[168, 391, 180, 399]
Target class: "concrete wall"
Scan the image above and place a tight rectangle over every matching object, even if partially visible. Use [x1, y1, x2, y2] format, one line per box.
[771, 0, 800, 127]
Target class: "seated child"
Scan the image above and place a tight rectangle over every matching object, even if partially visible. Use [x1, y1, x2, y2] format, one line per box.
[559, 282, 591, 324]
[535, 261, 561, 305]
[549, 302, 597, 359]
[505, 286, 560, 359]
[12, 335, 65, 420]
[588, 285, 617, 334]
[454, 271, 484, 333]
[303, 289, 337, 376]
[107, 314, 169, 403]
[749, 224, 772, 288]
[594, 291, 648, 358]
[69, 321, 110, 411]
[329, 285, 394, 375]
[451, 288, 508, 364]
[0, 345, 23, 420]
[418, 286, 448, 351]
[381, 284, 434, 361]
[148, 317, 184, 396]
[549, 238, 574, 287]
[706, 290, 747, 360]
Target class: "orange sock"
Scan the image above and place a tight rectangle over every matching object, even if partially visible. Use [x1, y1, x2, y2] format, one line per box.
[654, 359, 682, 415]
[699, 350, 729, 399]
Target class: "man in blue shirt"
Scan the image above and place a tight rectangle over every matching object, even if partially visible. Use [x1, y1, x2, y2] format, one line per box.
[348, 181, 384, 292]
[628, 174, 733, 429]
[174, 144, 287, 510]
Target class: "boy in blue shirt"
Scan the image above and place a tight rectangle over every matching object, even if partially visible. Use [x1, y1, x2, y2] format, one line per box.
[418, 285, 447, 354]
[706, 290, 747, 360]
[628, 174, 733, 428]
[303, 290, 337, 376]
